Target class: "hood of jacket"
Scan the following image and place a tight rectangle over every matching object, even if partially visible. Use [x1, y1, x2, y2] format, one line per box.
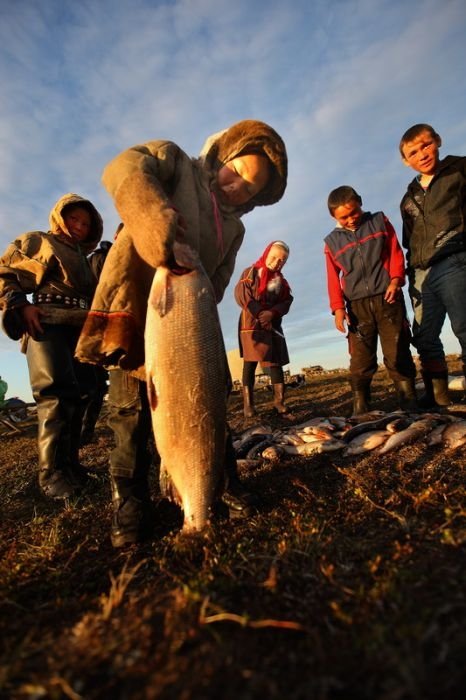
[48, 193, 103, 254]
[198, 119, 287, 211]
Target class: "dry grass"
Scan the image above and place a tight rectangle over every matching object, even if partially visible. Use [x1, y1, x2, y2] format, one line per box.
[0, 357, 465, 699]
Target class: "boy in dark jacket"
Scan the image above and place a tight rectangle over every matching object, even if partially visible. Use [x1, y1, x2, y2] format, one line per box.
[399, 123, 466, 408]
[324, 186, 417, 415]
[0, 194, 103, 499]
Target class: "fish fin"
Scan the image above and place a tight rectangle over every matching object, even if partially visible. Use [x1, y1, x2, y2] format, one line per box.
[146, 375, 158, 410]
[149, 267, 171, 317]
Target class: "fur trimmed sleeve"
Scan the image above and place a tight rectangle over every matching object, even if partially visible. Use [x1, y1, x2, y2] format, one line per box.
[101, 141, 182, 269]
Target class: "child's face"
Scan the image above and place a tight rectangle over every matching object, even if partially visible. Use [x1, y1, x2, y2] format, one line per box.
[217, 154, 270, 206]
[332, 200, 363, 231]
[63, 207, 92, 242]
[265, 245, 288, 272]
[401, 130, 441, 175]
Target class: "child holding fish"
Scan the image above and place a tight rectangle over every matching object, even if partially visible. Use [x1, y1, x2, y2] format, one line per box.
[75, 120, 288, 547]
[324, 186, 417, 416]
[399, 123, 466, 409]
[234, 240, 293, 417]
[0, 194, 103, 499]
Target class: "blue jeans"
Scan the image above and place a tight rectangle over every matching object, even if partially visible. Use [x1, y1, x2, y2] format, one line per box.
[409, 252, 466, 368]
[108, 369, 153, 481]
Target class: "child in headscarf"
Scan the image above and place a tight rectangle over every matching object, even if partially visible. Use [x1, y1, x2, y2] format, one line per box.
[234, 240, 293, 417]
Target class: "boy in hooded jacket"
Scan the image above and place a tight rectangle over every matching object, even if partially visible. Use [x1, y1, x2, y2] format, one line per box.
[0, 194, 103, 499]
[75, 119, 288, 547]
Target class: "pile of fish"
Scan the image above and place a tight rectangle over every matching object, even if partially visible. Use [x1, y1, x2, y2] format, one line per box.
[233, 410, 466, 463]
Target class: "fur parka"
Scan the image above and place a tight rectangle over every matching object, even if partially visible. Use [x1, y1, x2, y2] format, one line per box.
[75, 120, 287, 378]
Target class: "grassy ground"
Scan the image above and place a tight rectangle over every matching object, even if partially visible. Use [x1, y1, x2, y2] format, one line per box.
[0, 358, 465, 699]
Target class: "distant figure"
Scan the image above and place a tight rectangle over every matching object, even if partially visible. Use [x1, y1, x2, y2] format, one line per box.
[0, 375, 7, 409]
[0, 194, 103, 499]
[399, 123, 466, 407]
[234, 241, 293, 417]
[324, 186, 417, 416]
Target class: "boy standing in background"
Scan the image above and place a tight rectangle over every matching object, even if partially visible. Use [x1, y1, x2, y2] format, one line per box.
[399, 123, 466, 408]
[324, 186, 417, 416]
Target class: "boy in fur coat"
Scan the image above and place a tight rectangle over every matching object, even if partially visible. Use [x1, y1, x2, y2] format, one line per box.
[75, 119, 288, 547]
[0, 194, 103, 499]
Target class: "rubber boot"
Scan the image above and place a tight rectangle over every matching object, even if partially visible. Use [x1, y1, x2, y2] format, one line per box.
[272, 383, 288, 414]
[419, 370, 451, 409]
[37, 396, 78, 500]
[350, 378, 371, 417]
[242, 385, 256, 418]
[221, 428, 259, 517]
[393, 378, 418, 412]
[110, 475, 154, 548]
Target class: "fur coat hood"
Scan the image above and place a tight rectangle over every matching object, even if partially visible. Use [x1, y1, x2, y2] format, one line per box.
[49, 193, 103, 254]
[198, 119, 287, 211]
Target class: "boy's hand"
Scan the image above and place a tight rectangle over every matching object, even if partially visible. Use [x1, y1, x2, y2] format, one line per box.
[334, 308, 349, 334]
[20, 305, 45, 339]
[384, 278, 401, 304]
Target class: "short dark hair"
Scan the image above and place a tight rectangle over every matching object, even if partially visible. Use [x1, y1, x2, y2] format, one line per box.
[327, 186, 362, 215]
[399, 123, 440, 157]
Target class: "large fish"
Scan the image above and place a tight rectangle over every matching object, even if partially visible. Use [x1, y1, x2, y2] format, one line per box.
[145, 245, 228, 532]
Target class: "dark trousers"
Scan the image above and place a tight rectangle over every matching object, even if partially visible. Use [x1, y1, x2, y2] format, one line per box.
[26, 324, 96, 472]
[347, 294, 416, 385]
[107, 368, 153, 482]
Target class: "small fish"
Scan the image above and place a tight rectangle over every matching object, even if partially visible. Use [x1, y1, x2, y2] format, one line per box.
[343, 430, 389, 456]
[262, 445, 285, 460]
[442, 419, 466, 448]
[378, 418, 437, 454]
[280, 439, 345, 456]
[342, 413, 406, 443]
[246, 438, 275, 459]
[426, 424, 446, 446]
[235, 433, 274, 458]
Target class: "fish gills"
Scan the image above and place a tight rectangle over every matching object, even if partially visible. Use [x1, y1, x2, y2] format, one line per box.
[145, 263, 228, 532]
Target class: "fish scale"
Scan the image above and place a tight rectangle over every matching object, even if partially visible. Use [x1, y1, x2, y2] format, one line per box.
[145, 258, 228, 532]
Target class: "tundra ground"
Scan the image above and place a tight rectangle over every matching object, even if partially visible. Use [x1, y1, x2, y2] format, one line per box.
[0, 358, 465, 699]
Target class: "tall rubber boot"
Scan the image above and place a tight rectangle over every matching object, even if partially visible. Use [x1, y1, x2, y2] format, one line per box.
[393, 378, 418, 412]
[110, 475, 154, 548]
[242, 385, 256, 418]
[350, 379, 371, 417]
[272, 383, 288, 414]
[419, 370, 451, 409]
[37, 395, 77, 500]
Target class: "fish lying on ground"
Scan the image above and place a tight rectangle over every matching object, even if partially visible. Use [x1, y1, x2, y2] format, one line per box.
[441, 419, 466, 448]
[145, 245, 228, 532]
[343, 430, 390, 456]
[378, 417, 438, 454]
[234, 408, 466, 462]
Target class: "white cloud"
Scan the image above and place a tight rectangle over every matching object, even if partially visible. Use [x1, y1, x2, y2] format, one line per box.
[1, 0, 466, 399]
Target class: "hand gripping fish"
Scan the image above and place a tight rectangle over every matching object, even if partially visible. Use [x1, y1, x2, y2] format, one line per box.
[145, 243, 228, 532]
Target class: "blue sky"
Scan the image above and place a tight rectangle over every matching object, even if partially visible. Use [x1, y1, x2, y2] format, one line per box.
[1, 0, 466, 402]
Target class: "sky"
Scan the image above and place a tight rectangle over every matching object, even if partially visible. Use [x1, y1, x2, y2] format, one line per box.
[1, 0, 466, 402]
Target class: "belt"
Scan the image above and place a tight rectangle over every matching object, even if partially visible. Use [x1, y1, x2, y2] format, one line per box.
[32, 293, 90, 310]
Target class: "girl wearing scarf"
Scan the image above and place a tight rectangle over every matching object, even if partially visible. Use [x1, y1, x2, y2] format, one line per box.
[234, 241, 293, 417]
